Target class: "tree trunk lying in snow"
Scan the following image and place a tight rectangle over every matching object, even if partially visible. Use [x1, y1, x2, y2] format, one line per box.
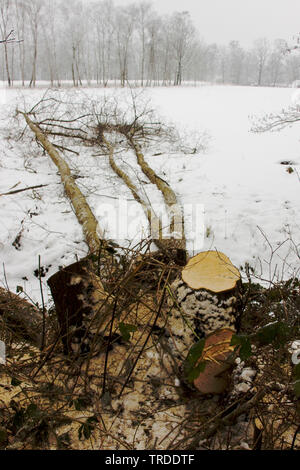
[102, 134, 186, 266]
[17, 111, 103, 254]
[127, 135, 186, 264]
[167, 250, 242, 394]
[0, 287, 42, 347]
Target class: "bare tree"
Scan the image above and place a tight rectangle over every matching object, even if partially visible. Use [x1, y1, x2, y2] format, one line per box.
[228, 40, 244, 85]
[14, 0, 26, 85]
[169, 11, 195, 86]
[136, 2, 152, 86]
[24, 0, 43, 88]
[146, 15, 161, 86]
[92, 0, 115, 86]
[0, 0, 13, 85]
[64, 0, 86, 86]
[252, 37, 269, 86]
[266, 39, 286, 87]
[40, 0, 62, 87]
[160, 17, 172, 85]
[217, 45, 228, 83]
[115, 5, 137, 86]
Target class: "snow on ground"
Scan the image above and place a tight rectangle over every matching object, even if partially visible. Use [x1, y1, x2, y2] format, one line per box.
[0, 84, 299, 305]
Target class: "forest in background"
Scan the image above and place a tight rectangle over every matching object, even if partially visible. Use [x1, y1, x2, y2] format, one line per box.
[1, 0, 300, 87]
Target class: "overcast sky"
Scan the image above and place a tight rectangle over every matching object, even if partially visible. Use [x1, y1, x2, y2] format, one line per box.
[112, 0, 300, 47]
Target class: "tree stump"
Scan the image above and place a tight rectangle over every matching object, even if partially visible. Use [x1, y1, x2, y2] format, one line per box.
[47, 256, 109, 355]
[167, 250, 242, 393]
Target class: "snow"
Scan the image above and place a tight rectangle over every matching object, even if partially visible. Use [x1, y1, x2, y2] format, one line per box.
[0, 84, 299, 305]
[292, 88, 300, 105]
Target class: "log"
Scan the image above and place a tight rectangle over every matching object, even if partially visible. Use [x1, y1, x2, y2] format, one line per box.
[17, 110, 103, 253]
[0, 287, 42, 347]
[127, 136, 186, 263]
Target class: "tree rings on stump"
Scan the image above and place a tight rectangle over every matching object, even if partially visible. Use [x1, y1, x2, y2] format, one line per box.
[182, 251, 240, 293]
[193, 328, 236, 394]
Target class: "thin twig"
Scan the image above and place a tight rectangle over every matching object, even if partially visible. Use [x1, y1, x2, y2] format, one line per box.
[0, 184, 48, 197]
[102, 296, 118, 397]
[38, 255, 46, 351]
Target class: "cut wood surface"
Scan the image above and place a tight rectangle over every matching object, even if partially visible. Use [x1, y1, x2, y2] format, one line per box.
[193, 328, 236, 394]
[167, 251, 241, 359]
[182, 250, 241, 293]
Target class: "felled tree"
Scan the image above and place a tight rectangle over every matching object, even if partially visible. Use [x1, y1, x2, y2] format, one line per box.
[17, 109, 117, 355]
[17, 110, 104, 254]
[19, 90, 192, 264]
[16, 91, 207, 354]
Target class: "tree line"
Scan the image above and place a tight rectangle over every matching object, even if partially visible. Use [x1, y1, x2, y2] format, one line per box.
[1, 0, 300, 87]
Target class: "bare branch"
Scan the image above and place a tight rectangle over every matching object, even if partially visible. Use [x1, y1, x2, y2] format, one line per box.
[0, 29, 23, 44]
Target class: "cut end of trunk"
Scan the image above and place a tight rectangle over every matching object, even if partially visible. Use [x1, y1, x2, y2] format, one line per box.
[182, 251, 240, 293]
[193, 328, 236, 394]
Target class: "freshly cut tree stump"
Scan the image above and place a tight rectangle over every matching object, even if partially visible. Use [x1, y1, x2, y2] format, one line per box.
[47, 256, 109, 355]
[167, 251, 241, 358]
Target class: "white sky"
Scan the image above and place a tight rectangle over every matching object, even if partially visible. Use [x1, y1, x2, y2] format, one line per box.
[112, 0, 300, 47]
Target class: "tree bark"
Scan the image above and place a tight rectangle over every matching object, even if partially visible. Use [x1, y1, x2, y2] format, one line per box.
[102, 134, 185, 263]
[47, 256, 110, 355]
[166, 251, 242, 393]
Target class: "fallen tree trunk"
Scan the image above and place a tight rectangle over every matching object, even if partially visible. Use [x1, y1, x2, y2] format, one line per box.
[17, 111, 103, 254]
[0, 287, 42, 347]
[17, 111, 115, 355]
[127, 135, 186, 252]
[102, 135, 186, 265]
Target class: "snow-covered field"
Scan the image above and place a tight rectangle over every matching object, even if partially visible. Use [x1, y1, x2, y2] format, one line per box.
[0, 84, 299, 305]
